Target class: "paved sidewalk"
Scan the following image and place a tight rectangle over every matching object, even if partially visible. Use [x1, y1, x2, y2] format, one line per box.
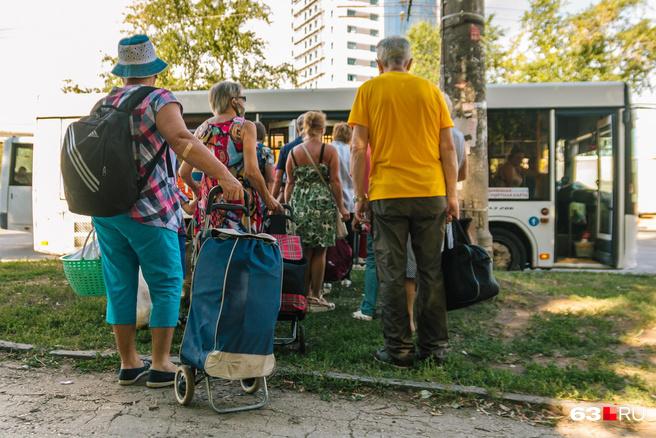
[2, 359, 654, 438]
[0, 353, 656, 438]
[631, 231, 656, 274]
[0, 229, 54, 262]
[0, 360, 563, 438]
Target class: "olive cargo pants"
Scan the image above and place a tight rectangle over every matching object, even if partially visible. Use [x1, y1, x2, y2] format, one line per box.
[371, 197, 448, 360]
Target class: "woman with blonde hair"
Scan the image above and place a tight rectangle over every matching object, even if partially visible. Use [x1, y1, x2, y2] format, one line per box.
[180, 81, 282, 233]
[285, 111, 349, 311]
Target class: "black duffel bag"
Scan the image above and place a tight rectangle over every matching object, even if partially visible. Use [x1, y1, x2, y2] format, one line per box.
[282, 257, 308, 296]
[442, 220, 500, 310]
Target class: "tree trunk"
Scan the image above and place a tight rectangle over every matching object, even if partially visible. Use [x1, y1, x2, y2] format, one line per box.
[440, 0, 493, 253]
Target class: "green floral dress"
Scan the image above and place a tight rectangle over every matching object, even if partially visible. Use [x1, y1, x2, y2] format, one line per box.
[291, 163, 337, 248]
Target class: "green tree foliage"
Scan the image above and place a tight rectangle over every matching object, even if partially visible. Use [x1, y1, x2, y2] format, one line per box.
[409, 0, 655, 92]
[406, 17, 506, 85]
[483, 15, 511, 84]
[123, 0, 297, 90]
[407, 21, 441, 84]
[64, 0, 296, 93]
[499, 0, 656, 92]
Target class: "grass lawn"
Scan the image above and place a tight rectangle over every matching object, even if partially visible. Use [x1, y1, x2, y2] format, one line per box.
[1, 260, 655, 406]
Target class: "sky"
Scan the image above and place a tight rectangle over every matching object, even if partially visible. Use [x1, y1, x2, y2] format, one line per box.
[0, 0, 654, 135]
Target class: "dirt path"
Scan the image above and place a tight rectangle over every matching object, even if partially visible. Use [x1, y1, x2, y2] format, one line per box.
[0, 360, 650, 438]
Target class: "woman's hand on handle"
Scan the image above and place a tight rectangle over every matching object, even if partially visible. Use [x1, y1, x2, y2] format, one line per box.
[219, 173, 244, 202]
[266, 196, 284, 214]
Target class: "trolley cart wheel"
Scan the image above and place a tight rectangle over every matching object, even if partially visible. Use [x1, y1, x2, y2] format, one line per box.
[240, 377, 264, 394]
[297, 324, 306, 355]
[174, 365, 195, 406]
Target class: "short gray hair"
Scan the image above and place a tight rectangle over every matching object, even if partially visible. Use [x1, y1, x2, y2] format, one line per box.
[296, 113, 305, 133]
[376, 36, 411, 67]
[209, 81, 242, 114]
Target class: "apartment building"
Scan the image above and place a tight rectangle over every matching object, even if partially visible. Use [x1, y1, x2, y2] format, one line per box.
[290, 1, 438, 88]
[291, 0, 382, 88]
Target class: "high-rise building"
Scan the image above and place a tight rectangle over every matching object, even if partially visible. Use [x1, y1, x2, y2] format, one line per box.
[290, 1, 438, 89]
[291, 0, 383, 88]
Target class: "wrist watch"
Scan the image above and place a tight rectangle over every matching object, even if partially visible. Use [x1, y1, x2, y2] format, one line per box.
[354, 194, 368, 203]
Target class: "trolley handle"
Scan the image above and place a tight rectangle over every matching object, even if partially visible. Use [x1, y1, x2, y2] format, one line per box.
[263, 204, 295, 222]
[205, 185, 250, 216]
[281, 204, 294, 215]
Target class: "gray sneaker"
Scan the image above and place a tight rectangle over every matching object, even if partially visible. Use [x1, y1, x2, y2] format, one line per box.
[373, 348, 414, 369]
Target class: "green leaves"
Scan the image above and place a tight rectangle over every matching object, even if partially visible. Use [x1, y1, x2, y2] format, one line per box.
[405, 0, 655, 93]
[121, 0, 297, 91]
[407, 21, 441, 84]
[498, 0, 656, 92]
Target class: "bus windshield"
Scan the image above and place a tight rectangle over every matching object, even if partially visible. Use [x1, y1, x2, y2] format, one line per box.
[488, 109, 550, 201]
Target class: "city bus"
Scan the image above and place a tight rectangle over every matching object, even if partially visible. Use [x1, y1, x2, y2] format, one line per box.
[0, 135, 34, 231]
[33, 82, 637, 269]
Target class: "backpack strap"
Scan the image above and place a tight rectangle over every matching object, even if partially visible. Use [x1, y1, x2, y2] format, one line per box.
[229, 117, 245, 144]
[137, 144, 173, 192]
[319, 143, 326, 164]
[118, 86, 173, 192]
[118, 86, 158, 113]
[90, 97, 106, 115]
[290, 148, 299, 167]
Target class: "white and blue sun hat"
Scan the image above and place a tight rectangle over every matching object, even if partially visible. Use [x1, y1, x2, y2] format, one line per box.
[111, 35, 168, 78]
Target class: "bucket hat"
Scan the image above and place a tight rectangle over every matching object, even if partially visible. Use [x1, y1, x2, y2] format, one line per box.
[111, 35, 168, 78]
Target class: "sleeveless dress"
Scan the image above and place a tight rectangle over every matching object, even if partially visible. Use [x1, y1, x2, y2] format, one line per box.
[289, 144, 337, 248]
[193, 117, 263, 234]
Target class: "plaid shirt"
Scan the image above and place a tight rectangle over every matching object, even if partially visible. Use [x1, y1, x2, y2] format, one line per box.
[104, 85, 183, 232]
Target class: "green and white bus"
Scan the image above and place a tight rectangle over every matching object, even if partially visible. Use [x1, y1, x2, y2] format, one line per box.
[33, 82, 637, 270]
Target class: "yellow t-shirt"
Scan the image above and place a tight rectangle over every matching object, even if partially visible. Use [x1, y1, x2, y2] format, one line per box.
[347, 72, 454, 201]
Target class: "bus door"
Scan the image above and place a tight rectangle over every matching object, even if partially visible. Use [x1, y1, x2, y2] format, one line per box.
[595, 116, 614, 264]
[2, 140, 34, 231]
[555, 111, 616, 266]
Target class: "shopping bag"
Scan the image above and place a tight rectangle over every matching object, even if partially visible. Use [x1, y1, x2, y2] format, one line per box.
[443, 221, 500, 310]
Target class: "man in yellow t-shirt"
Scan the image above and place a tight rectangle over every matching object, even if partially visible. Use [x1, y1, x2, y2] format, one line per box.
[348, 36, 459, 368]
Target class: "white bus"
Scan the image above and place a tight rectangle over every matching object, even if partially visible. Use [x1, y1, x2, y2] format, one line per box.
[1, 135, 34, 231]
[33, 82, 637, 269]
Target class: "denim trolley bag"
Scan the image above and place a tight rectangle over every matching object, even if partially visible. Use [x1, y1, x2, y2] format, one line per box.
[175, 186, 283, 413]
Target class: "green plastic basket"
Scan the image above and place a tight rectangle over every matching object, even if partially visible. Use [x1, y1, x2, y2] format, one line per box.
[60, 230, 106, 297]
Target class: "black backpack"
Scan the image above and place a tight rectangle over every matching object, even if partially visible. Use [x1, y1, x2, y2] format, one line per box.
[61, 86, 171, 217]
[442, 220, 500, 311]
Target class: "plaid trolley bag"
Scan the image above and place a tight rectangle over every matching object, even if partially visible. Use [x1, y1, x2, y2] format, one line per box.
[265, 206, 308, 354]
[175, 186, 283, 413]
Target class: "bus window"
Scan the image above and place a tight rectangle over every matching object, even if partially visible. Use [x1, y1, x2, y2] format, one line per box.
[10, 143, 33, 186]
[488, 110, 550, 200]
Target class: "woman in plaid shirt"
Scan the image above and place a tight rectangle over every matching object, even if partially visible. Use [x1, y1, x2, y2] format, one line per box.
[93, 35, 243, 389]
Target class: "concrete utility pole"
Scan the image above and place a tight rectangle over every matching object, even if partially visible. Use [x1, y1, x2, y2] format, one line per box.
[440, 0, 493, 252]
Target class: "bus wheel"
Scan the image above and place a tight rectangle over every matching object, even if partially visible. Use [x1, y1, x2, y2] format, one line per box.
[491, 228, 527, 271]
